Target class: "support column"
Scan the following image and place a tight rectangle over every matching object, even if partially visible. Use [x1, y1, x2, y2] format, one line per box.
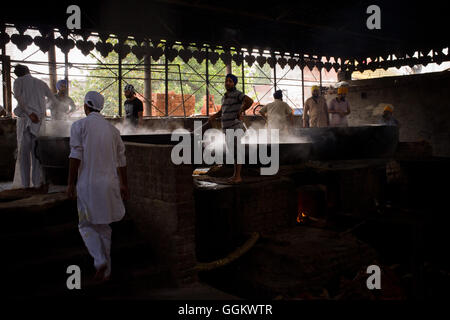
[241, 56, 245, 94]
[273, 55, 277, 92]
[144, 50, 152, 117]
[319, 65, 322, 91]
[301, 64, 305, 106]
[48, 31, 57, 93]
[64, 53, 69, 95]
[118, 54, 123, 117]
[205, 47, 209, 116]
[164, 48, 169, 117]
[64, 34, 69, 96]
[1, 55, 12, 115]
[226, 61, 232, 75]
[301, 60, 305, 128]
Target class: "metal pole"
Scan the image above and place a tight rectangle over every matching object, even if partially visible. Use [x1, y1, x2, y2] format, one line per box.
[273, 56, 277, 91]
[144, 48, 152, 116]
[206, 47, 209, 116]
[177, 65, 186, 118]
[118, 54, 122, 117]
[1, 23, 8, 114]
[319, 65, 322, 91]
[301, 60, 305, 108]
[241, 55, 245, 94]
[1, 55, 12, 115]
[48, 31, 57, 93]
[226, 60, 232, 75]
[165, 48, 169, 117]
[64, 52, 69, 96]
[62, 31, 69, 97]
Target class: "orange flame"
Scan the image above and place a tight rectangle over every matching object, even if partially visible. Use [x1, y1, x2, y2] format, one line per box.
[297, 212, 308, 224]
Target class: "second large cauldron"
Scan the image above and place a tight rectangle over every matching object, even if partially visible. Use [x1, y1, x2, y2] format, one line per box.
[36, 125, 399, 184]
[293, 125, 399, 160]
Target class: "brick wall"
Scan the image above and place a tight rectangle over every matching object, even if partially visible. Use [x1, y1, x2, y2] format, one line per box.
[333, 71, 450, 157]
[152, 91, 196, 117]
[0, 118, 17, 181]
[124, 142, 198, 286]
[194, 176, 297, 261]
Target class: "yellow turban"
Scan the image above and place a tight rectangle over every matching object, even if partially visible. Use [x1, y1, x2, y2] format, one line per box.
[337, 87, 348, 94]
[384, 105, 393, 113]
[311, 85, 319, 93]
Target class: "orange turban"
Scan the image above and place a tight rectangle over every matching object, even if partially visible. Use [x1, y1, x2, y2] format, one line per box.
[384, 105, 393, 113]
[337, 87, 348, 94]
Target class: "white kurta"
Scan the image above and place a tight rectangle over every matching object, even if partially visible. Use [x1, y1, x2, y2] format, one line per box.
[13, 74, 53, 136]
[260, 99, 293, 132]
[13, 75, 53, 187]
[69, 112, 126, 224]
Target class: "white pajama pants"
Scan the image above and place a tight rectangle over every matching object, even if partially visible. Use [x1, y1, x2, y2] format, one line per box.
[78, 220, 112, 278]
[19, 127, 42, 188]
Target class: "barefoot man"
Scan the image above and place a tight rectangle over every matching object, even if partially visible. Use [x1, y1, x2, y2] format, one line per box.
[208, 74, 253, 183]
[67, 91, 128, 282]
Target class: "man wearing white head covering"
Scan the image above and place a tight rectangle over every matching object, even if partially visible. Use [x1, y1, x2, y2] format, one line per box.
[13, 64, 56, 188]
[48, 79, 77, 120]
[67, 91, 128, 282]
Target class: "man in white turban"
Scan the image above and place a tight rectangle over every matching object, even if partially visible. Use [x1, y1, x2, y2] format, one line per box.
[67, 91, 128, 282]
[48, 79, 77, 120]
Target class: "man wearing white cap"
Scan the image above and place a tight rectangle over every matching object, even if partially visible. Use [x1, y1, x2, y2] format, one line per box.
[48, 79, 77, 120]
[67, 91, 128, 282]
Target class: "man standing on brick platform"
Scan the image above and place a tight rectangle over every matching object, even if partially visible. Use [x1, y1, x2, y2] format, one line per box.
[208, 74, 254, 184]
[67, 91, 128, 282]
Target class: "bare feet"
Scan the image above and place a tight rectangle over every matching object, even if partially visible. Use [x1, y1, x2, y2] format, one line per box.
[94, 264, 108, 282]
[226, 176, 242, 184]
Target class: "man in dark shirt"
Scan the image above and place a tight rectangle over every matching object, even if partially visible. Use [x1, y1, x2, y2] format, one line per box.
[124, 84, 143, 126]
[208, 74, 253, 184]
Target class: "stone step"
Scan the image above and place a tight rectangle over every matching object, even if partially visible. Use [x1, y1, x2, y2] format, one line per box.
[3, 238, 160, 298]
[0, 193, 77, 231]
[1, 216, 139, 261]
[37, 263, 173, 299]
[0, 219, 137, 256]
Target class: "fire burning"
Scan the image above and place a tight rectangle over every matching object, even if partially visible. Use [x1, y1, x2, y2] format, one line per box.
[297, 212, 308, 224]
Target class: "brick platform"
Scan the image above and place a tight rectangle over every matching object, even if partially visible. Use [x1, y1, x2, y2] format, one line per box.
[124, 142, 198, 286]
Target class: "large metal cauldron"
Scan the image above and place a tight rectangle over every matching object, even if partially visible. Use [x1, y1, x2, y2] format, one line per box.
[293, 125, 399, 160]
[36, 133, 194, 184]
[36, 125, 399, 183]
[35, 136, 70, 185]
[121, 132, 193, 145]
[216, 142, 313, 165]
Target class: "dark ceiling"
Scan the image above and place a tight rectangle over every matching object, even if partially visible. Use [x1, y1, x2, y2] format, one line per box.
[2, 0, 448, 59]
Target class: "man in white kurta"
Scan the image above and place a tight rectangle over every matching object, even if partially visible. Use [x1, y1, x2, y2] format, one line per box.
[259, 90, 293, 135]
[67, 91, 128, 282]
[13, 64, 55, 188]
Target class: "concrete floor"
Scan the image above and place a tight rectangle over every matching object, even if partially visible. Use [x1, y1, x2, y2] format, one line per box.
[0, 181, 12, 192]
[126, 283, 240, 300]
[0, 181, 66, 193]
